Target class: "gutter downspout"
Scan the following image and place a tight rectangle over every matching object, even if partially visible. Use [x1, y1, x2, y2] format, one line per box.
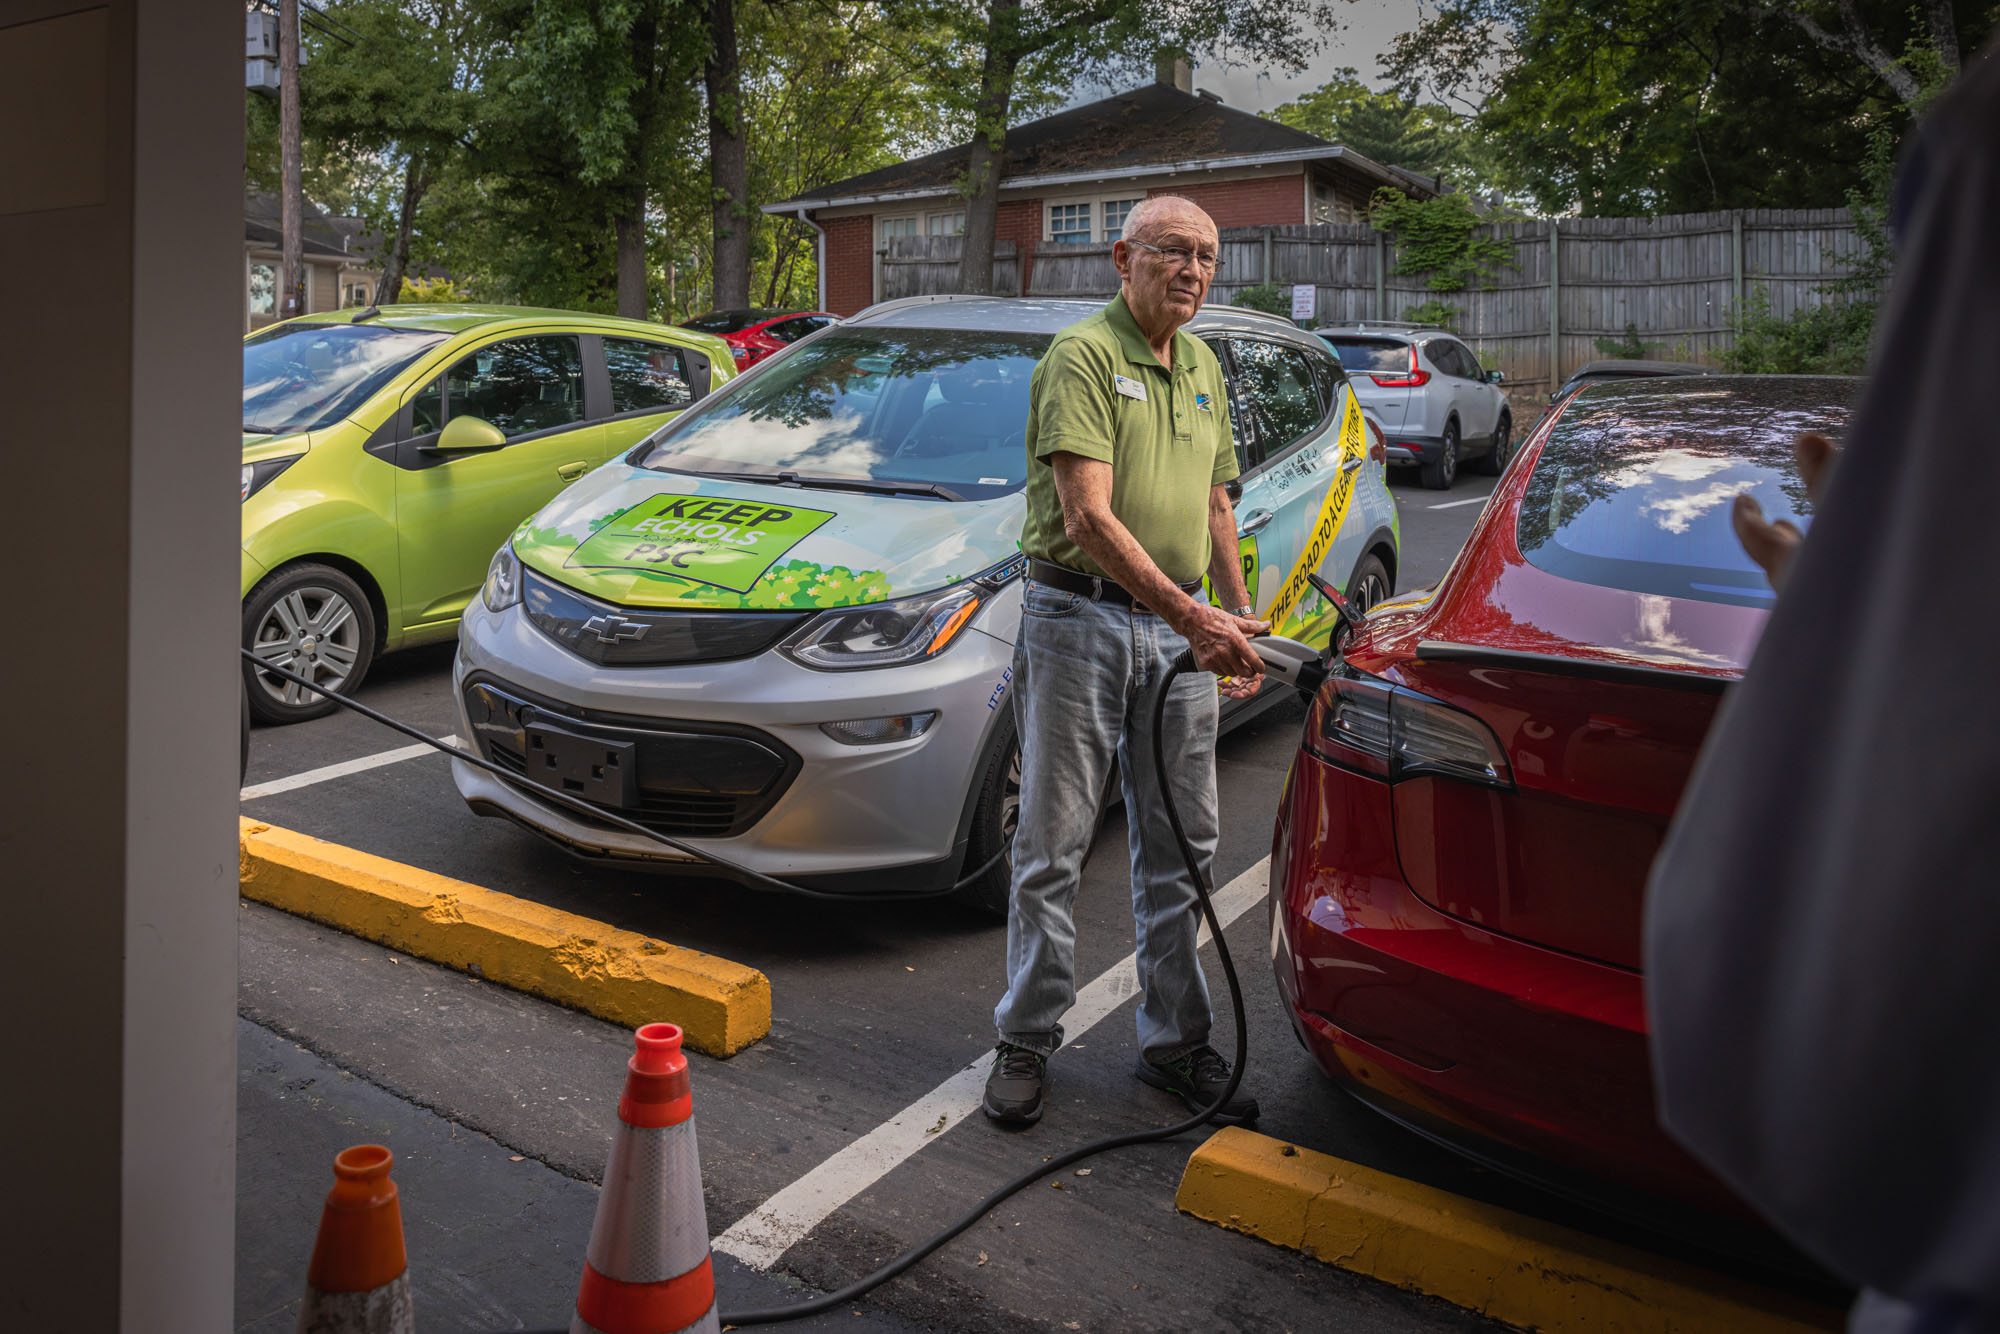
[794, 206, 827, 313]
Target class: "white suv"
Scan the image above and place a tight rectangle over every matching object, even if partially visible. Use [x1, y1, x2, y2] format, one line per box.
[1315, 323, 1513, 489]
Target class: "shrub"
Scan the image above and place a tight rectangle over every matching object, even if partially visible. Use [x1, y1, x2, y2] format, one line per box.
[1721, 290, 1875, 375]
[1230, 284, 1290, 317]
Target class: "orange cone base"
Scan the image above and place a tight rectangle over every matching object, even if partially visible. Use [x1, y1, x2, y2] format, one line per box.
[295, 1270, 414, 1334]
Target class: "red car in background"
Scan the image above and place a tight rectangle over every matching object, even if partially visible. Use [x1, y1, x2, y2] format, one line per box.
[1271, 376, 1859, 1225]
[679, 308, 835, 369]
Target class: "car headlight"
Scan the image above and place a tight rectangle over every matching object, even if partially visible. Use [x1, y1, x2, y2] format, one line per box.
[781, 554, 1023, 672]
[482, 545, 523, 613]
[241, 456, 299, 502]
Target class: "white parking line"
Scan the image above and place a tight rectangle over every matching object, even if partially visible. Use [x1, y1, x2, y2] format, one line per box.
[712, 857, 1273, 1271]
[1428, 495, 1489, 510]
[240, 736, 463, 802]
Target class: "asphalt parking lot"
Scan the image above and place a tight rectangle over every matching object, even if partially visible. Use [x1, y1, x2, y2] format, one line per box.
[235, 470, 1783, 1331]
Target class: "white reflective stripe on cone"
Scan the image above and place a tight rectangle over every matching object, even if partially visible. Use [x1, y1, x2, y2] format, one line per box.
[571, 1306, 720, 1334]
[586, 1118, 713, 1283]
[296, 1272, 414, 1334]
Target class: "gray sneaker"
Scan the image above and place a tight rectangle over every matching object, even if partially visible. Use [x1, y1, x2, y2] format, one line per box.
[1136, 1045, 1258, 1125]
[982, 1043, 1046, 1125]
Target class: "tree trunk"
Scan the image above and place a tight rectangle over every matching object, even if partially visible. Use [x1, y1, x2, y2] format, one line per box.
[616, 194, 647, 318]
[374, 157, 431, 305]
[279, 0, 305, 319]
[957, 0, 1021, 296]
[706, 0, 751, 310]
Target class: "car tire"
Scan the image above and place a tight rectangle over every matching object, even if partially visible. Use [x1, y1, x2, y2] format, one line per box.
[1347, 552, 1393, 613]
[242, 562, 377, 726]
[1476, 412, 1513, 476]
[1421, 421, 1459, 490]
[956, 713, 1020, 919]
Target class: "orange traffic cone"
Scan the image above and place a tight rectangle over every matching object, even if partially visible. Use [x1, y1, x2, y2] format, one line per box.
[572, 1023, 720, 1334]
[296, 1144, 415, 1334]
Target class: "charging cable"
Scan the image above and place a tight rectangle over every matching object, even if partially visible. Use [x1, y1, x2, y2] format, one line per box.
[242, 604, 1348, 1328]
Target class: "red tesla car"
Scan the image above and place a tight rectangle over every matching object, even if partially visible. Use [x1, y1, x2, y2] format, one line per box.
[679, 308, 835, 369]
[1271, 375, 1859, 1221]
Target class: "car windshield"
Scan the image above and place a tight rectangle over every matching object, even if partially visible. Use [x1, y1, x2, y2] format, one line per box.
[1515, 379, 1856, 608]
[1322, 338, 1407, 373]
[681, 310, 777, 334]
[638, 326, 1047, 501]
[243, 323, 447, 435]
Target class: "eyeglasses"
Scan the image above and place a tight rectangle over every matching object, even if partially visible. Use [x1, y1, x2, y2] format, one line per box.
[1126, 240, 1222, 272]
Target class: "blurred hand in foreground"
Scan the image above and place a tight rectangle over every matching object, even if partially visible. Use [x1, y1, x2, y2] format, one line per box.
[1732, 431, 1838, 593]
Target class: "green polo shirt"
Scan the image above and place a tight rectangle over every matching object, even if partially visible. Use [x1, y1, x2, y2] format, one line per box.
[1021, 295, 1240, 586]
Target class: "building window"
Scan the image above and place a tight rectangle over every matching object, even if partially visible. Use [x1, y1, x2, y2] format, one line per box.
[248, 263, 275, 316]
[345, 283, 372, 307]
[1102, 198, 1141, 241]
[880, 216, 918, 243]
[927, 211, 965, 236]
[1049, 203, 1092, 244]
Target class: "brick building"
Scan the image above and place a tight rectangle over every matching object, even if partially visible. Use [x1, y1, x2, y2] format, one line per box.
[764, 60, 1441, 316]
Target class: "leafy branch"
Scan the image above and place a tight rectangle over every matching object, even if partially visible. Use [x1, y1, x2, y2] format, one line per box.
[1368, 189, 1516, 292]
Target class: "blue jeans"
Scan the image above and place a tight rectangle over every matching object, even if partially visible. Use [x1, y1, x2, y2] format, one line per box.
[991, 580, 1221, 1063]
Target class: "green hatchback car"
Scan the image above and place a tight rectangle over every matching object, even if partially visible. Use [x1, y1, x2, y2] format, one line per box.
[241, 305, 735, 723]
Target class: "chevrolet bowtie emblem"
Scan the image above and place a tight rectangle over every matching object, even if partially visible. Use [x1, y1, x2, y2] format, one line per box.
[581, 614, 649, 644]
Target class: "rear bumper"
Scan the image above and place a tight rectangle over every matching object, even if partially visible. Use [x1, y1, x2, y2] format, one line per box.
[1268, 748, 1742, 1217]
[1381, 432, 1446, 465]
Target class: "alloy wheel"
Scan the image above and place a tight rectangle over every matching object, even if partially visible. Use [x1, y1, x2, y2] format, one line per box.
[248, 585, 364, 708]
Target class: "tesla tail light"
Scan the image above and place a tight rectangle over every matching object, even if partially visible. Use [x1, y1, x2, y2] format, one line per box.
[1308, 664, 1511, 789]
[1368, 345, 1431, 389]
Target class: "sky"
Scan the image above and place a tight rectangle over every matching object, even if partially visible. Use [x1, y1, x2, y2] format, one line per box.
[1069, 0, 1439, 114]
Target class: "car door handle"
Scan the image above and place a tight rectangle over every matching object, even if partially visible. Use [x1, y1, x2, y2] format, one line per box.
[1340, 456, 1364, 473]
[1238, 509, 1274, 536]
[556, 460, 589, 480]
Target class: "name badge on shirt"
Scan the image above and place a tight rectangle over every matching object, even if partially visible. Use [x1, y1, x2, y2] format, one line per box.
[1113, 374, 1148, 402]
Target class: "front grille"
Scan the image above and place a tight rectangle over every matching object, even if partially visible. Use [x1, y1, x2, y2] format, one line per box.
[522, 570, 810, 667]
[463, 676, 799, 838]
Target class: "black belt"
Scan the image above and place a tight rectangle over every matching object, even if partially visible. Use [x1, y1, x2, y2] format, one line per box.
[1027, 559, 1201, 612]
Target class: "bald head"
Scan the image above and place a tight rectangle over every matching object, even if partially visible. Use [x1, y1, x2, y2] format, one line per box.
[1121, 195, 1216, 249]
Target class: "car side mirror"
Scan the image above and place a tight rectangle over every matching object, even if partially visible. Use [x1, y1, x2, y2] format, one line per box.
[434, 414, 506, 452]
[1487, 369, 1506, 384]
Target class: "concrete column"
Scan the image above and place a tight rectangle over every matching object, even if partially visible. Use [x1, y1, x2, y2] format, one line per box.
[0, 0, 241, 1328]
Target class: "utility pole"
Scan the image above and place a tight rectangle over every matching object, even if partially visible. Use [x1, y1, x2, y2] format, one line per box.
[279, 0, 304, 320]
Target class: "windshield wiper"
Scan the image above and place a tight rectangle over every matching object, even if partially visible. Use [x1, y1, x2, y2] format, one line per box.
[242, 423, 286, 435]
[713, 470, 968, 502]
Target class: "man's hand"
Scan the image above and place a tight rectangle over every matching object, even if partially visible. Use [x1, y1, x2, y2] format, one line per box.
[1178, 600, 1268, 694]
[1733, 431, 1837, 594]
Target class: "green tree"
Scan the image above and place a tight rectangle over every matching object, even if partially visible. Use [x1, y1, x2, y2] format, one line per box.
[1386, 0, 1991, 216]
[301, 0, 488, 303]
[1265, 68, 1500, 195]
[487, 0, 708, 317]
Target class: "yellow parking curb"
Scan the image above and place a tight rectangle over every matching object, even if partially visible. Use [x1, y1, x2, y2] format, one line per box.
[239, 817, 770, 1056]
[1176, 1127, 1842, 1333]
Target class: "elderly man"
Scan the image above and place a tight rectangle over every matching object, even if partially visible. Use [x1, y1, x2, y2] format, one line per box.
[984, 196, 1267, 1128]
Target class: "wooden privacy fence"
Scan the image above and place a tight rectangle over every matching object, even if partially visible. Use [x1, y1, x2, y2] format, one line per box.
[882, 209, 1870, 396]
[880, 235, 1020, 300]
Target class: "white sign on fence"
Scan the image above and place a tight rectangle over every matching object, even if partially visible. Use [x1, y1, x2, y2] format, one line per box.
[1290, 284, 1316, 323]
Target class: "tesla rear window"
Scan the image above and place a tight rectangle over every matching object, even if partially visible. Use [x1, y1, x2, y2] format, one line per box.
[1322, 338, 1407, 373]
[1515, 380, 1855, 608]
